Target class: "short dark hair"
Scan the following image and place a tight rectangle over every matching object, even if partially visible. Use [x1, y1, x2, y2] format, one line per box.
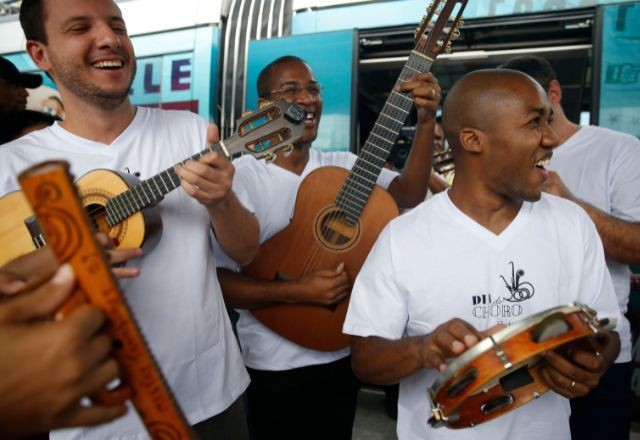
[19, 0, 49, 44]
[498, 56, 557, 90]
[257, 55, 307, 98]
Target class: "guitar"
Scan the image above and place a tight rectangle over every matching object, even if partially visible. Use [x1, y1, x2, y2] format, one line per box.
[0, 101, 306, 266]
[243, 0, 467, 351]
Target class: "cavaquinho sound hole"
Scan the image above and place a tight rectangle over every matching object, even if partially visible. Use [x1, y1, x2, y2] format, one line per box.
[314, 206, 360, 251]
[83, 203, 108, 232]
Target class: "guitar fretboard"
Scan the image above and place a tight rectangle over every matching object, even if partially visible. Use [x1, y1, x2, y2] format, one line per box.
[105, 143, 227, 226]
[336, 52, 433, 224]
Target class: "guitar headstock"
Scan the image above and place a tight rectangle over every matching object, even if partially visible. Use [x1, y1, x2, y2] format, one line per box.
[233, 100, 307, 162]
[415, 0, 467, 59]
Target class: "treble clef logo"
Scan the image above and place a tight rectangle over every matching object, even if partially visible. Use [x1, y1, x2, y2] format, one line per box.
[500, 261, 535, 303]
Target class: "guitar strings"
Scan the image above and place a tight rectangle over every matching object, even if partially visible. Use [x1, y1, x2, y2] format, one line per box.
[301, 47, 433, 275]
[297, 16, 446, 280]
[80, 16, 448, 254]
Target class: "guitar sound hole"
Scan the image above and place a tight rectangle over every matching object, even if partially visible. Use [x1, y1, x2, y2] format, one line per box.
[85, 203, 108, 233]
[315, 208, 360, 251]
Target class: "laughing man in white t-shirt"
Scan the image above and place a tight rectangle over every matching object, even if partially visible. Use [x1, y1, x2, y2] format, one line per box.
[343, 69, 621, 440]
[0, 0, 260, 438]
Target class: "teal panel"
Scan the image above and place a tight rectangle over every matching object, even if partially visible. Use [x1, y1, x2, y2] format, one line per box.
[292, 0, 640, 35]
[246, 30, 356, 152]
[598, 2, 640, 138]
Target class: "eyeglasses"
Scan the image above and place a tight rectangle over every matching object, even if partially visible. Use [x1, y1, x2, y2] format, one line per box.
[266, 83, 323, 100]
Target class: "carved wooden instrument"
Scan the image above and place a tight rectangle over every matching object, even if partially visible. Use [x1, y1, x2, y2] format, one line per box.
[243, 0, 468, 351]
[427, 303, 615, 429]
[0, 100, 306, 266]
[18, 160, 195, 439]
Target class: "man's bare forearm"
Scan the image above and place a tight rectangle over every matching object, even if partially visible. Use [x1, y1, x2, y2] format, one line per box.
[575, 199, 640, 265]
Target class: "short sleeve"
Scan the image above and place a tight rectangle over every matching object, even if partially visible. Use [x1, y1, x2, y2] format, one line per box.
[343, 224, 409, 340]
[610, 136, 640, 222]
[569, 209, 622, 328]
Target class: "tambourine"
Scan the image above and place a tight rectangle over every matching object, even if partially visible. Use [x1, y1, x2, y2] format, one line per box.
[427, 303, 615, 429]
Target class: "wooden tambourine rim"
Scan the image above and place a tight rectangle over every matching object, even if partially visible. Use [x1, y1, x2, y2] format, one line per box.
[429, 302, 595, 394]
[427, 302, 609, 428]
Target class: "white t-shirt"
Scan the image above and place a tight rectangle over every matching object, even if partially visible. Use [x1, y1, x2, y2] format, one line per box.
[0, 107, 249, 439]
[215, 148, 398, 370]
[343, 192, 621, 440]
[549, 125, 640, 363]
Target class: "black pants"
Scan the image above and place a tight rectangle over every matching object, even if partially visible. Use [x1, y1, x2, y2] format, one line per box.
[570, 362, 633, 440]
[246, 356, 360, 440]
[193, 393, 250, 440]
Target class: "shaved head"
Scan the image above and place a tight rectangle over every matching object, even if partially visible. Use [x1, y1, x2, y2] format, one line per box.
[442, 69, 559, 206]
[442, 69, 546, 152]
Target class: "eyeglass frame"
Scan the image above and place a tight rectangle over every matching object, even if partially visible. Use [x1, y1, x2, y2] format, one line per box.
[262, 81, 324, 100]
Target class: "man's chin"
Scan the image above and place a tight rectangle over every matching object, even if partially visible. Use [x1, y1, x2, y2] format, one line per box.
[91, 92, 131, 110]
[301, 128, 318, 144]
[523, 191, 543, 202]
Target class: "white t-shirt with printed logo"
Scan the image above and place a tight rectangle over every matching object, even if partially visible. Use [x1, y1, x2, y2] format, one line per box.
[549, 125, 640, 363]
[0, 107, 250, 439]
[214, 148, 398, 371]
[343, 192, 621, 440]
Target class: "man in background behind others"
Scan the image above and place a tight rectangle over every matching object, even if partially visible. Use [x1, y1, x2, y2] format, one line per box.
[0, 56, 42, 113]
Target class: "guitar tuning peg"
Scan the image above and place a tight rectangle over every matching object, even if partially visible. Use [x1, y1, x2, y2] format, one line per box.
[426, 2, 433, 12]
[283, 144, 294, 157]
[452, 28, 461, 39]
[445, 42, 453, 54]
[458, 18, 465, 27]
[264, 152, 276, 164]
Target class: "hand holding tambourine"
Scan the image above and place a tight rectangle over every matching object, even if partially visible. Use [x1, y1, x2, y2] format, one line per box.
[426, 303, 615, 429]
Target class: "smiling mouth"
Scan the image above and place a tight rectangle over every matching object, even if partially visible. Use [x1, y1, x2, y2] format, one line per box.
[535, 158, 550, 169]
[92, 60, 123, 70]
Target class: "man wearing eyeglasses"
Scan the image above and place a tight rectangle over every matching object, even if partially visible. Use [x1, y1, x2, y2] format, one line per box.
[214, 55, 440, 439]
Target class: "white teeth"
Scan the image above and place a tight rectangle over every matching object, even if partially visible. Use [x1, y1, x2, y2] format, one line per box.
[535, 158, 550, 168]
[306, 113, 314, 120]
[93, 60, 122, 69]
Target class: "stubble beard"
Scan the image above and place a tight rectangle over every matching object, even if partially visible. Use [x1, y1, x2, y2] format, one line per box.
[50, 53, 136, 111]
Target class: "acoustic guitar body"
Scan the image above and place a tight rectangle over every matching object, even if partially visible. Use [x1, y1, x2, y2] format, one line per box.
[0, 169, 161, 266]
[75, 169, 162, 252]
[244, 166, 399, 351]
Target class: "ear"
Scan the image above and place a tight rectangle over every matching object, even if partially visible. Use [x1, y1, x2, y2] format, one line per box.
[547, 80, 563, 106]
[458, 127, 484, 154]
[26, 40, 52, 73]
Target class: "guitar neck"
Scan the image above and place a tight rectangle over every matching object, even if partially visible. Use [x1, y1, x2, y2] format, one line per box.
[336, 52, 433, 224]
[105, 141, 230, 227]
